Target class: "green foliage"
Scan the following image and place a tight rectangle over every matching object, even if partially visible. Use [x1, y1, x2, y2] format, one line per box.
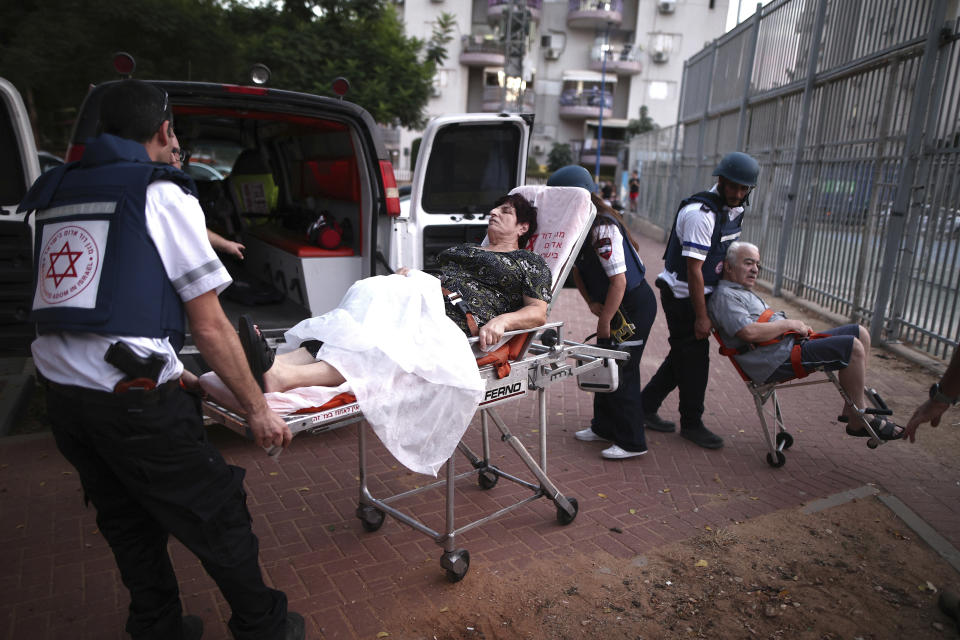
[547, 143, 574, 172]
[0, 0, 450, 150]
[625, 105, 657, 140]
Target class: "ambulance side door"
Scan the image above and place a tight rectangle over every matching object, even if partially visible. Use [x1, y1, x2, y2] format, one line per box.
[0, 77, 41, 355]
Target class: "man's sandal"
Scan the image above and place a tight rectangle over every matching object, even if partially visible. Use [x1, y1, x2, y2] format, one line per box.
[844, 416, 904, 441]
[238, 314, 274, 391]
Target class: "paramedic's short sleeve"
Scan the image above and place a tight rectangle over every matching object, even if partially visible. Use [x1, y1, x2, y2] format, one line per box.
[519, 251, 553, 302]
[591, 223, 627, 278]
[145, 181, 231, 301]
[675, 202, 716, 263]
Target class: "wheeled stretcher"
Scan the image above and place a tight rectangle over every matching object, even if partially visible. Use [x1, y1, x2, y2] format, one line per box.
[201, 186, 629, 581]
[712, 330, 893, 468]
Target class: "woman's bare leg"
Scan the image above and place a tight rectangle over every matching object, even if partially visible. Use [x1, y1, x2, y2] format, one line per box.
[275, 347, 319, 366]
[263, 357, 346, 393]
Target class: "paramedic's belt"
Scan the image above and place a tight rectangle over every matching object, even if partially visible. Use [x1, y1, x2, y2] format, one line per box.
[610, 307, 636, 344]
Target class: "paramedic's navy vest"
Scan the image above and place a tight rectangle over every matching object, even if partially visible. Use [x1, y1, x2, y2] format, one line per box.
[19, 134, 198, 352]
[662, 190, 742, 288]
[576, 213, 646, 303]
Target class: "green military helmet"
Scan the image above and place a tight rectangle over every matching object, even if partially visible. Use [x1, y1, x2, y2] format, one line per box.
[547, 165, 598, 193]
[712, 152, 760, 187]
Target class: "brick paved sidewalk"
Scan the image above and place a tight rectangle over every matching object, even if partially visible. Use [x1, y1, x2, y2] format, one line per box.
[1, 230, 957, 640]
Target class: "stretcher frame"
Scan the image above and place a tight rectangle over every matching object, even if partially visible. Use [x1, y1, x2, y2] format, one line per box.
[713, 332, 893, 468]
[202, 186, 631, 581]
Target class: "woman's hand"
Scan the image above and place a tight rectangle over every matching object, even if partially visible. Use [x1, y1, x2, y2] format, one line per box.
[395, 267, 411, 276]
[479, 315, 509, 350]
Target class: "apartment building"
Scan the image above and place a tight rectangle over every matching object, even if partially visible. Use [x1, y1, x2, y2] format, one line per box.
[392, 0, 730, 177]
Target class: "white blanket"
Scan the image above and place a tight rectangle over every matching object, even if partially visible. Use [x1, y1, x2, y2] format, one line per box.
[212, 270, 484, 477]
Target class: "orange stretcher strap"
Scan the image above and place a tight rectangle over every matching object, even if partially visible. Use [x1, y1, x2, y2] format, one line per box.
[475, 333, 527, 379]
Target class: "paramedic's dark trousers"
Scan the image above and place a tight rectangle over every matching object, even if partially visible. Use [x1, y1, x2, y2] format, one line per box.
[641, 279, 711, 430]
[591, 280, 657, 451]
[45, 381, 287, 640]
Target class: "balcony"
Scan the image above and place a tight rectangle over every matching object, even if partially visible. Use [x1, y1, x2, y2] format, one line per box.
[589, 42, 643, 75]
[566, 0, 622, 30]
[579, 137, 623, 167]
[481, 83, 536, 113]
[558, 72, 615, 119]
[487, 0, 542, 25]
[459, 35, 505, 67]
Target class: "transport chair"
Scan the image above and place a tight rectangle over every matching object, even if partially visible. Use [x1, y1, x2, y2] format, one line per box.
[200, 186, 628, 581]
[712, 330, 893, 468]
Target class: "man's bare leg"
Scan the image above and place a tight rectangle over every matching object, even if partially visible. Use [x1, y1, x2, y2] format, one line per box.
[838, 337, 867, 423]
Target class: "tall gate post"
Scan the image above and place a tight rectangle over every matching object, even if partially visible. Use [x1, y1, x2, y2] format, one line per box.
[735, 3, 763, 150]
[869, 0, 949, 344]
[772, 0, 827, 297]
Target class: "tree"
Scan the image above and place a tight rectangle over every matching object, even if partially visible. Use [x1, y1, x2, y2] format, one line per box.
[547, 143, 574, 172]
[625, 105, 657, 140]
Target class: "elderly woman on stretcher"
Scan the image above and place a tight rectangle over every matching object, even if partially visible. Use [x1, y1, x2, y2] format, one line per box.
[217, 193, 552, 475]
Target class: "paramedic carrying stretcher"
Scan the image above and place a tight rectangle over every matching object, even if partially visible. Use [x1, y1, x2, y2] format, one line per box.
[18, 80, 304, 640]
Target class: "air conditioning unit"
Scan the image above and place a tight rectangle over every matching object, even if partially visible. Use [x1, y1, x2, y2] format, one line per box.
[658, 0, 677, 14]
[541, 34, 564, 61]
[652, 49, 669, 63]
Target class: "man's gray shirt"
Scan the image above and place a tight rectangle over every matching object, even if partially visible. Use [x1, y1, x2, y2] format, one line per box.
[707, 279, 793, 383]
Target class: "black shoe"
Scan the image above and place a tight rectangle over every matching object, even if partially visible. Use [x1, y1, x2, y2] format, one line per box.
[939, 589, 959, 622]
[644, 413, 676, 433]
[285, 612, 306, 640]
[680, 425, 724, 449]
[182, 615, 203, 640]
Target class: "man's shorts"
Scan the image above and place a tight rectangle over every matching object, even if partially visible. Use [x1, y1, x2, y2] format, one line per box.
[766, 324, 861, 383]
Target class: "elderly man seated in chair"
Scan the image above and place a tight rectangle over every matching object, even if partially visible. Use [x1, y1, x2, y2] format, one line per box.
[707, 241, 903, 441]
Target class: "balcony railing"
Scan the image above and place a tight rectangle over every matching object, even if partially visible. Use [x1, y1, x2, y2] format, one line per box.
[482, 86, 536, 113]
[558, 87, 613, 119]
[579, 138, 623, 166]
[589, 42, 643, 74]
[488, 0, 542, 23]
[566, 0, 622, 28]
[459, 34, 506, 67]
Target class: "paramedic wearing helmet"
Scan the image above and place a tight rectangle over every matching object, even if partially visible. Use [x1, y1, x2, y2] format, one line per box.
[547, 166, 657, 460]
[19, 80, 303, 640]
[640, 151, 760, 450]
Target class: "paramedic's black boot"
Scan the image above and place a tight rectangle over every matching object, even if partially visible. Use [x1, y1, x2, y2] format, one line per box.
[680, 424, 724, 449]
[285, 612, 306, 640]
[644, 413, 676, 433]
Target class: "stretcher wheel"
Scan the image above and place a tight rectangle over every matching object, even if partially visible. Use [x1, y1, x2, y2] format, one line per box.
[357, 505, 385, 532]
[478, 470, 498, 490]
[556, 497, 578, 525]
[867, 438, 879, 450]
[441, 549, 470, 582]
[775, 432, 794, 450]
[766, 451, 786, 468]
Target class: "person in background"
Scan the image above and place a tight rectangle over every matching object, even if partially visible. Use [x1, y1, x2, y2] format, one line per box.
[904, 346, 959, 442]
[169, 132, 246, 260]
[548, 165, 657, 459]
[628, 170, 640, 213]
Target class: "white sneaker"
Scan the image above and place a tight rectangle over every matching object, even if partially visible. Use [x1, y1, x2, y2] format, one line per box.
[601, 444, 648, 460]
[575, 428, 608, 442]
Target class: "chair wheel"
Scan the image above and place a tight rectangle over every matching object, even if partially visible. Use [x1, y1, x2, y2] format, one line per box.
[478, 470, 498, 490]
[776, 432, 794, 450]
[557, 497, 578, 525]
[867, 438, 879, 449]
[766, 451, 786, 468]
[356, 505, 385, 532]
[441, 549, 470, 582]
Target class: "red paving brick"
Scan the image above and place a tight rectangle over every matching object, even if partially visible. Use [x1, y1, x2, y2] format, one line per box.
[2, 229, 959, 639]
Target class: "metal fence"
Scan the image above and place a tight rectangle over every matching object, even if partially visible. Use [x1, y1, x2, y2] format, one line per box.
[626, 0, 960, 361]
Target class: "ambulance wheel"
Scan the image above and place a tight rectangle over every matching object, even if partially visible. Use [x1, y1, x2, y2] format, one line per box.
[867, 438, 879, 450]
[478, 470, 499, 490]
[556, 497, 578, 525]
[357, 505, 385, 532]
[776, 432, 794, 450]
[441, 549, 470, 582]
[766, 451, 786, 468]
